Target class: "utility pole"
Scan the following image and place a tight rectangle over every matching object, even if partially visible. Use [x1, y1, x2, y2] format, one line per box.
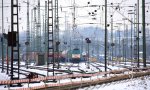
[123, 20, 126, 64]
[122, 38, 124, 62]
[125, 25, 128, 65]
[44, 1, 47, 53]
[11, 0, 20, 83]
[72, 0, 77, 49]
[110, 3, 114, 65]
[111, 14, 114, 64]
[137, 0, 140, 67]
[47, 0, 54, 77]
[133, 4, 138, 66]
[30, 8, 34, 52]
[96, 38, 99, 62]
[37, 0, 41, 52]
[118, 27, 121, 60]
[115, 30, 117, 60]
[25, 0, 30, 69]
[33, 7, 37, 52]
[63, 11, 67, 64]
[1, 0, 4, 73]
[104, 0, 107, 72]
[85, 38, 91, 69]
[7, 25, 10, 74]
[131, 17, 133, 64]
[88, 42, 90, 68]
[33, 7, 37, 63]
[54, 0, 60, 69]
[42, 14, 45, 53]
[142, 0, 146, 67]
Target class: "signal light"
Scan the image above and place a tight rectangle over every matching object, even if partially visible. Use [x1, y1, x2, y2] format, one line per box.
[8, 31, 17, 47]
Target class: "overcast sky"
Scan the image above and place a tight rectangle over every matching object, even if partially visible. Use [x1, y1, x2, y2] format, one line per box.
[0, 0, 150, 33]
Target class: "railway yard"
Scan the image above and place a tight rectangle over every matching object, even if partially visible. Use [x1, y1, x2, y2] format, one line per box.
[0, 61, 150, 90]
[1, 0, 150, 89]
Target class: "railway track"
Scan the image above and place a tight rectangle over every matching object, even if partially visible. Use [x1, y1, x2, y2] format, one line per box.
[0, 65, 46, 77]
[90, 63, 102, 72]
[0, 66, 149, 90]
[93, 62, 112, 70]
[1, 62, 150, 89]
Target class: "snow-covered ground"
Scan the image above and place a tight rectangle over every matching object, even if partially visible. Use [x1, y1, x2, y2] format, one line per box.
[79, 76, 150, 90]
[0, 73, 9, 80]
[0, 61, 150, 90]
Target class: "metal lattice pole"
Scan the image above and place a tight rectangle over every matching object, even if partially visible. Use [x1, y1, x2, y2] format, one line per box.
[133, 4, 138, 66]
[36, 0, 41, 52]
[47, 0, 54, 77]
[54, 0, 60, 69]
[11, 0, 20, 83]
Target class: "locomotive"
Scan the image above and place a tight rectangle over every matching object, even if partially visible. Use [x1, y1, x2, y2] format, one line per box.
[71, 48, 81, 63]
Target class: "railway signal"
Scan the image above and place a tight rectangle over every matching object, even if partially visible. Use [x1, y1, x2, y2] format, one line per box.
[85, 38, 91, 69]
